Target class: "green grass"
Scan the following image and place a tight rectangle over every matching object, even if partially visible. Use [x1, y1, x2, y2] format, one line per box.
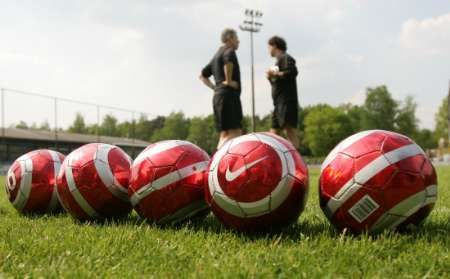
[0, 167, 449, 278]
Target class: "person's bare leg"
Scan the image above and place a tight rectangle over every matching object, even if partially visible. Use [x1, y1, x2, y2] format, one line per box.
[270, 128, 281, 135]
[217, 131, 229, 149]
[217, 129, 242, 149]
[284, 126, 299, 149]
[227, 128, 242, 141]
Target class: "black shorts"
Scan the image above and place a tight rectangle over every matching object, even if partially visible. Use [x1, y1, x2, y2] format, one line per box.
[213, 92, 243, 131]
[272, 101, 298, 129]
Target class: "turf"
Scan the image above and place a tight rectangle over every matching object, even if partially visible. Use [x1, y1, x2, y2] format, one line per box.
[0, 167, 449, 278]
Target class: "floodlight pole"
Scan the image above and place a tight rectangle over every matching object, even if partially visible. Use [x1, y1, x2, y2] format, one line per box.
[240, 9, 263, 132]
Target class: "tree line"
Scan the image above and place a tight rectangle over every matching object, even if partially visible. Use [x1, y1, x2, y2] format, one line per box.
[15, 85, 449, 157]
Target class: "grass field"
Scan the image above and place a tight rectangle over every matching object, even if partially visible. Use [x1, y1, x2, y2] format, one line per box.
[0, 167, 449, 278]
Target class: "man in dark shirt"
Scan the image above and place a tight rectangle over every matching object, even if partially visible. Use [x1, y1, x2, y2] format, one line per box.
[199, 28, 243, 150]
[266, 36, 300, 149]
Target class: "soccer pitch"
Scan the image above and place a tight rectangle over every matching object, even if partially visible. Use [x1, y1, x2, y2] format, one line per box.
[0, 167, 449, 278]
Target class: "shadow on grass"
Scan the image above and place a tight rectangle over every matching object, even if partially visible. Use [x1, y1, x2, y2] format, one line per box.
[24, 207, 448, 244]
[72, 213, 146, 227]
[0, 207, 10, 216]
[172, 214, 450, 244]
[19, 210, 67, 219]
[65, 210, 449, 244]
[409, 220, 450, 240]
[175, 214, 338, 242]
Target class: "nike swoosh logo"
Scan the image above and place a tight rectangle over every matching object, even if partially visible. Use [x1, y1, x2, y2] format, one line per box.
[225, 156, 268, 182]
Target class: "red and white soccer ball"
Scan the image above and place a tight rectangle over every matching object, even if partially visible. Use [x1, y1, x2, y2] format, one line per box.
[5, 149, 65, 214]
[319, 130, 437, 233]
[57, 143, 132, 220]
[129, 140, 210, 224]
[206, 132, 309, 232]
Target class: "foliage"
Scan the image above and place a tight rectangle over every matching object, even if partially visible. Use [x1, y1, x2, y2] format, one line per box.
[435, 95, 449, 145]
[12, 85, 444, 155]
[187, 115, 218, 154]
[68, 113, 87, 134]
[15, 121, 28, 129]
[304, 104, 353, 156]
[395, 95, 418, 137]
[150, 112, 189, 142]
[361, 85, 398, 131]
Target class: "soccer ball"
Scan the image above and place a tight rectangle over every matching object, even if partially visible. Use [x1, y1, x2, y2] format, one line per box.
[129, 140, 210, 224]
[57, 143, 132, 220]
[206, 132, 309, 231]
[5, 149, 65, 214]
[319, 130, 437, 233]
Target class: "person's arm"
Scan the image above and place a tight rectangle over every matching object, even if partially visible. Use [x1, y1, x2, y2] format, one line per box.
[222, 49, 239, 89]
[222, 62, 238, 89]
[199, 63, 214, 91]
[276, 56, 298, 79]
[199, 75, 214, 90]
[267, 66, 280, 83]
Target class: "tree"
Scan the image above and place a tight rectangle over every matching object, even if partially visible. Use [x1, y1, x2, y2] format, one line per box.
[187, 115, 218, 154]
[68, 113, 87, 134]
[395, 95, 418, 138]
[39, 121, 51, 131]
[241, 116, 252, 134]
[415, 129, 436, 150]
[86, 124, 99, 135]
[304, 104, 353, 156]
[256, 113, 272, 132]
[339, 103, 364, 133]
[135, 115, 165, 141]
[117, 121, 132, 138]
[151, 112, 189, 142]
[297, 106, 312, 155]
[435, 95, 449, 145]
[362, 86, 398, 130]
[100, 114, 120, 137]
[16, 121, 28, 129]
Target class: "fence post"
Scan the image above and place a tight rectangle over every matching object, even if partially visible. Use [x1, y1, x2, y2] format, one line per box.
[447, 80, 450, 145]
[1, 88, 5, 138]
[131, 111, 136, 157]
[1, 88, 5, 161]
[54, 97, 58, 149]
[96, 105, 100, 142]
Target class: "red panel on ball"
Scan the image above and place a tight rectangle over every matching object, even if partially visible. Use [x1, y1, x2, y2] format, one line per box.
[319, 130, 437, 233]
[57, 143, 132, 220]
[5, 150, 65, 214]
[129, 140, 210, 224]
[206, 133, 308, 232]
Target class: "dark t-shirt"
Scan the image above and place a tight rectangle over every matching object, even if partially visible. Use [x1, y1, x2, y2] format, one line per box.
[201, 46, 241, 95]
[270, 53, 298, 104]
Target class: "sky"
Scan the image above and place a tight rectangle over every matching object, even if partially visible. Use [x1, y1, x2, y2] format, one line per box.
[0, 0, 449, 129]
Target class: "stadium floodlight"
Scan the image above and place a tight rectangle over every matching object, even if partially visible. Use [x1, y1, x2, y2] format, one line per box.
[240, 9, 263, 132]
